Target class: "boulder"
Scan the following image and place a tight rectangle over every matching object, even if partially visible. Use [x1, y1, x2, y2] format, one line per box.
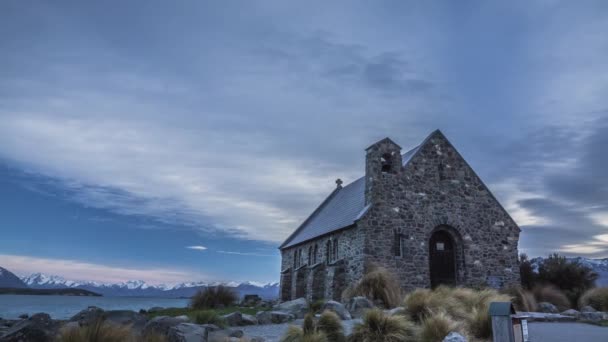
[385, 307, 406, 317]
[348, 297, 374, 318]
[443, 332, 468, 342]
[1, 313, 60, 342]
[242, 294, 262, 307]
[322, 300, 351, 320]
[105, 310, 147, 326]
[580, 311, 608, 322]
[538, 302, 558, 313]
[255, 311, 294, 324]
[69, 306, 105, 326]
[580, 305, 597, 312]
[143, 315, 191, 336]
[219, 312, 257, 326]
[167, 323, 210, 342]
[561, 309, 580, 318]
[273, 298, 308, 318]
[228, 329, 244, 338]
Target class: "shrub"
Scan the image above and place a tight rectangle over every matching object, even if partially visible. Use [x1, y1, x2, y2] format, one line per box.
[342, 264, 402, 308]
[537, 254, 598, 305]
[350, 308, 417, 342]
[579, 287, 608, 311]
[316, 310, 345, 342]
[190, 285, 237, 309]
[418, 311, 460, 342]
[193, 310, 226, 328]
[504, 286, 538, 312]
[280, 325, 327, 342]
[533, 285, 570, 311]
[519, 254, 537, 289]
[57, 319, 167, 342]
[403, 289, 434, 321]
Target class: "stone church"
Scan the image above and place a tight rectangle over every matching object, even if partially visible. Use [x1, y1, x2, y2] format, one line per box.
[278, 130, 520, 302]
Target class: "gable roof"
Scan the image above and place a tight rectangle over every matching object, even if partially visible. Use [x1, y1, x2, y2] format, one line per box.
[279, 143, 421, 249]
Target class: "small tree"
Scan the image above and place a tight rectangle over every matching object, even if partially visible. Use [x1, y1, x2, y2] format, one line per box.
[519, 254, 536, 289]
[537, 253, 598, 305]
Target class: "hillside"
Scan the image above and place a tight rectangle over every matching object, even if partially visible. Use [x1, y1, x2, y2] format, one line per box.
[0, 287, 101, 296]
[0, 267, 27, 288]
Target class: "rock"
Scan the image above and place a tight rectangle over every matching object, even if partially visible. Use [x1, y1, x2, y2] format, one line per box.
[222, 312, 244, 326]
[321, 300, 351, 320]
[167, 323, 210, 342]
[1, 313, 60, 342]
[174, 315, 191, 322]
[241, 314, 257, 326]
[273, 298, 308, 318]
[255, 311, 294, 324]
[105, 310, 146, 325]
[69, 306, 105, 326]
[561, 309, 580, 318]
[249, 337, 265, 342]
[580, 311, 608, 322]
[143, 315, 191, 336]
[242, 294, 262, 307]
[385, 307, 407, 316]
[538, 302, 558, 313]
[580, 305, 597, 312]
[198, 324, 221, 332]
[348, 297, 374, 318]
[443, 331, 468, 342]
[228, 329, 244, 338]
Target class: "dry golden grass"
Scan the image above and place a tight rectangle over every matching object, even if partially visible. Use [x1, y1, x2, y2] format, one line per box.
[280, 325, 328, 342]
[316, 310, 345, 342]
[504, 286, 538, 312]
[533, 285, 571, 310]
[280, 311, 344, 342]
[342, 264, 402, 308]
[418, 311, 461, 342]
[349, 308, 417, 342]
[56, 320, 167, 342]
[579, 287, 608, 311]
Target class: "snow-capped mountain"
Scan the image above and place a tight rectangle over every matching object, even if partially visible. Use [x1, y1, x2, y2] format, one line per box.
[20, 272, 279, 299]
[529, 257, 608, 286]
[0, 267, 28, 288]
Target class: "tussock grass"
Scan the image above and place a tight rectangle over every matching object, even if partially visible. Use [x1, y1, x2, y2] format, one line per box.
[280, 311, 344, 342]
[342, 264, 402, 308]
[504, 286, 538, 312]
[317, 310, 345, 342]
[190, 285, 238, 310]
[350, 308, 417, 342]
[579, 287, 608, 311]
[533, 285, 571, 310]
[56, 319, 167, 342]
[193, 310, 226, 328]
[418, 311, 461, 342]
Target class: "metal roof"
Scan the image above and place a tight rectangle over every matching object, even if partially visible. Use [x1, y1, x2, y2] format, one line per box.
[279, 145, 420, 249]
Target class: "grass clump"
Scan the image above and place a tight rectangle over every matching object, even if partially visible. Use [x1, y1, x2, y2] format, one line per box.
[193, 310, 226, 328]
[56, 319, 167, 342]
[533, 285, 571, 310]
[418, 311, 461, 342]
[503, 286, 538, 312]
[280, 311, 345, 342]
[343, 264, 402, 308]
[579, 287, 608, 311]
[350, 308, 417, 342]
[190, 285, 238, 309]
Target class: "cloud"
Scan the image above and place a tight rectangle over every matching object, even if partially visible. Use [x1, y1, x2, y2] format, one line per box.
[186, 246, 207, 251]
[0, 254, 207, 285]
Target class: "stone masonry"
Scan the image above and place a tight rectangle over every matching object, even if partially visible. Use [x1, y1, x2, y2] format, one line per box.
[279, 130, 520, 302]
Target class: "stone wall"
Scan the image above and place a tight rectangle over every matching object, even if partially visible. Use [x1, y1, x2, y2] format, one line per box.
[360, 131, 520, 290]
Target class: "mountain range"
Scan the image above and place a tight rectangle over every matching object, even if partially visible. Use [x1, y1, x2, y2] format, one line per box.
[529, 256, 608, 287]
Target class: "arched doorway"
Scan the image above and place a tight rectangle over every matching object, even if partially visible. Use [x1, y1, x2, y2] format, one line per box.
[429, 230, 457, 288]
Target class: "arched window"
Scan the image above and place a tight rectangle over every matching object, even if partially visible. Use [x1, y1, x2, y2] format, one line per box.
[326, 240, 332, 264]
[395, 233, 406, 257]
[381, 153, 393, 173]
[438, 162, 445, 181]
[313, 244, 318, 264]
[293, 251, 297, 268]
[308, 246, 313, 265]
[333, 239, 339, 260]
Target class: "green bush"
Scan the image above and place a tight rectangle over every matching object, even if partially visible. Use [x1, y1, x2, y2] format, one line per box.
[342, 263, 402, 308]
[519, 254, 536, 289]
[193, 310, 226, 328]
[350, 308, 417, 342]
[537, 254, 598, 305]
[190, 285, 238, 309]
[579, 287, 608, 311]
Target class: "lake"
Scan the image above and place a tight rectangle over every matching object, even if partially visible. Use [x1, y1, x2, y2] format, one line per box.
[0, 295, 189, 319]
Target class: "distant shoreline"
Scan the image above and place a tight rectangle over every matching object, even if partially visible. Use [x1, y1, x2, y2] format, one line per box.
[0, 287, 101, 297]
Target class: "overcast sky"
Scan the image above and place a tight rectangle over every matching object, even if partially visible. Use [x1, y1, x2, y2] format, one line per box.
[1, 0, 607, 284]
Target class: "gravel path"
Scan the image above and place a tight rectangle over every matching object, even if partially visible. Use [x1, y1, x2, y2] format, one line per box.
[240, 320, 608, 342]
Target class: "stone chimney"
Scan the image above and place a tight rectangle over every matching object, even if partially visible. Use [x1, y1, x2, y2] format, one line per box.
[364, 137, 402, 205]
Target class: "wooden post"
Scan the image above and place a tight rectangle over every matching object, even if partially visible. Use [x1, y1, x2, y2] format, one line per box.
[489, 302, 517, 342]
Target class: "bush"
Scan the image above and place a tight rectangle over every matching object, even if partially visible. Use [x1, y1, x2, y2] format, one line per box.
[533, 285, 571, 311]
[537, 254, 598, 305]
[403, 288, 437, 321]
[418, 311, 460, 342]
[57, 319, 167, 342]
[350, 308, 417, 342]
[342, 264, 402, 308]
[519, 254, 537, 289]
[579, 287, 608, 311]
[190, 285, 238, 309]
[193, 310, 226, 328]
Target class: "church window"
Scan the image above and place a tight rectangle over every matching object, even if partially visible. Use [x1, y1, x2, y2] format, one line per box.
[333, 239, 339, 260]
[395, 233, 406, 257]
[308, 246, 313, 265]
[381, 153, 393, 173]
[313, 244, 318, 264]
[326, 240, 332, 264]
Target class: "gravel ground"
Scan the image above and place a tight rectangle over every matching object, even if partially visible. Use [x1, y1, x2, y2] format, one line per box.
[240, 320, 608, 342]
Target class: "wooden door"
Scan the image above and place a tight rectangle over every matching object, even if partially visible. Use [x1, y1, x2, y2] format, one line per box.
[429, 230, 456, 288]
